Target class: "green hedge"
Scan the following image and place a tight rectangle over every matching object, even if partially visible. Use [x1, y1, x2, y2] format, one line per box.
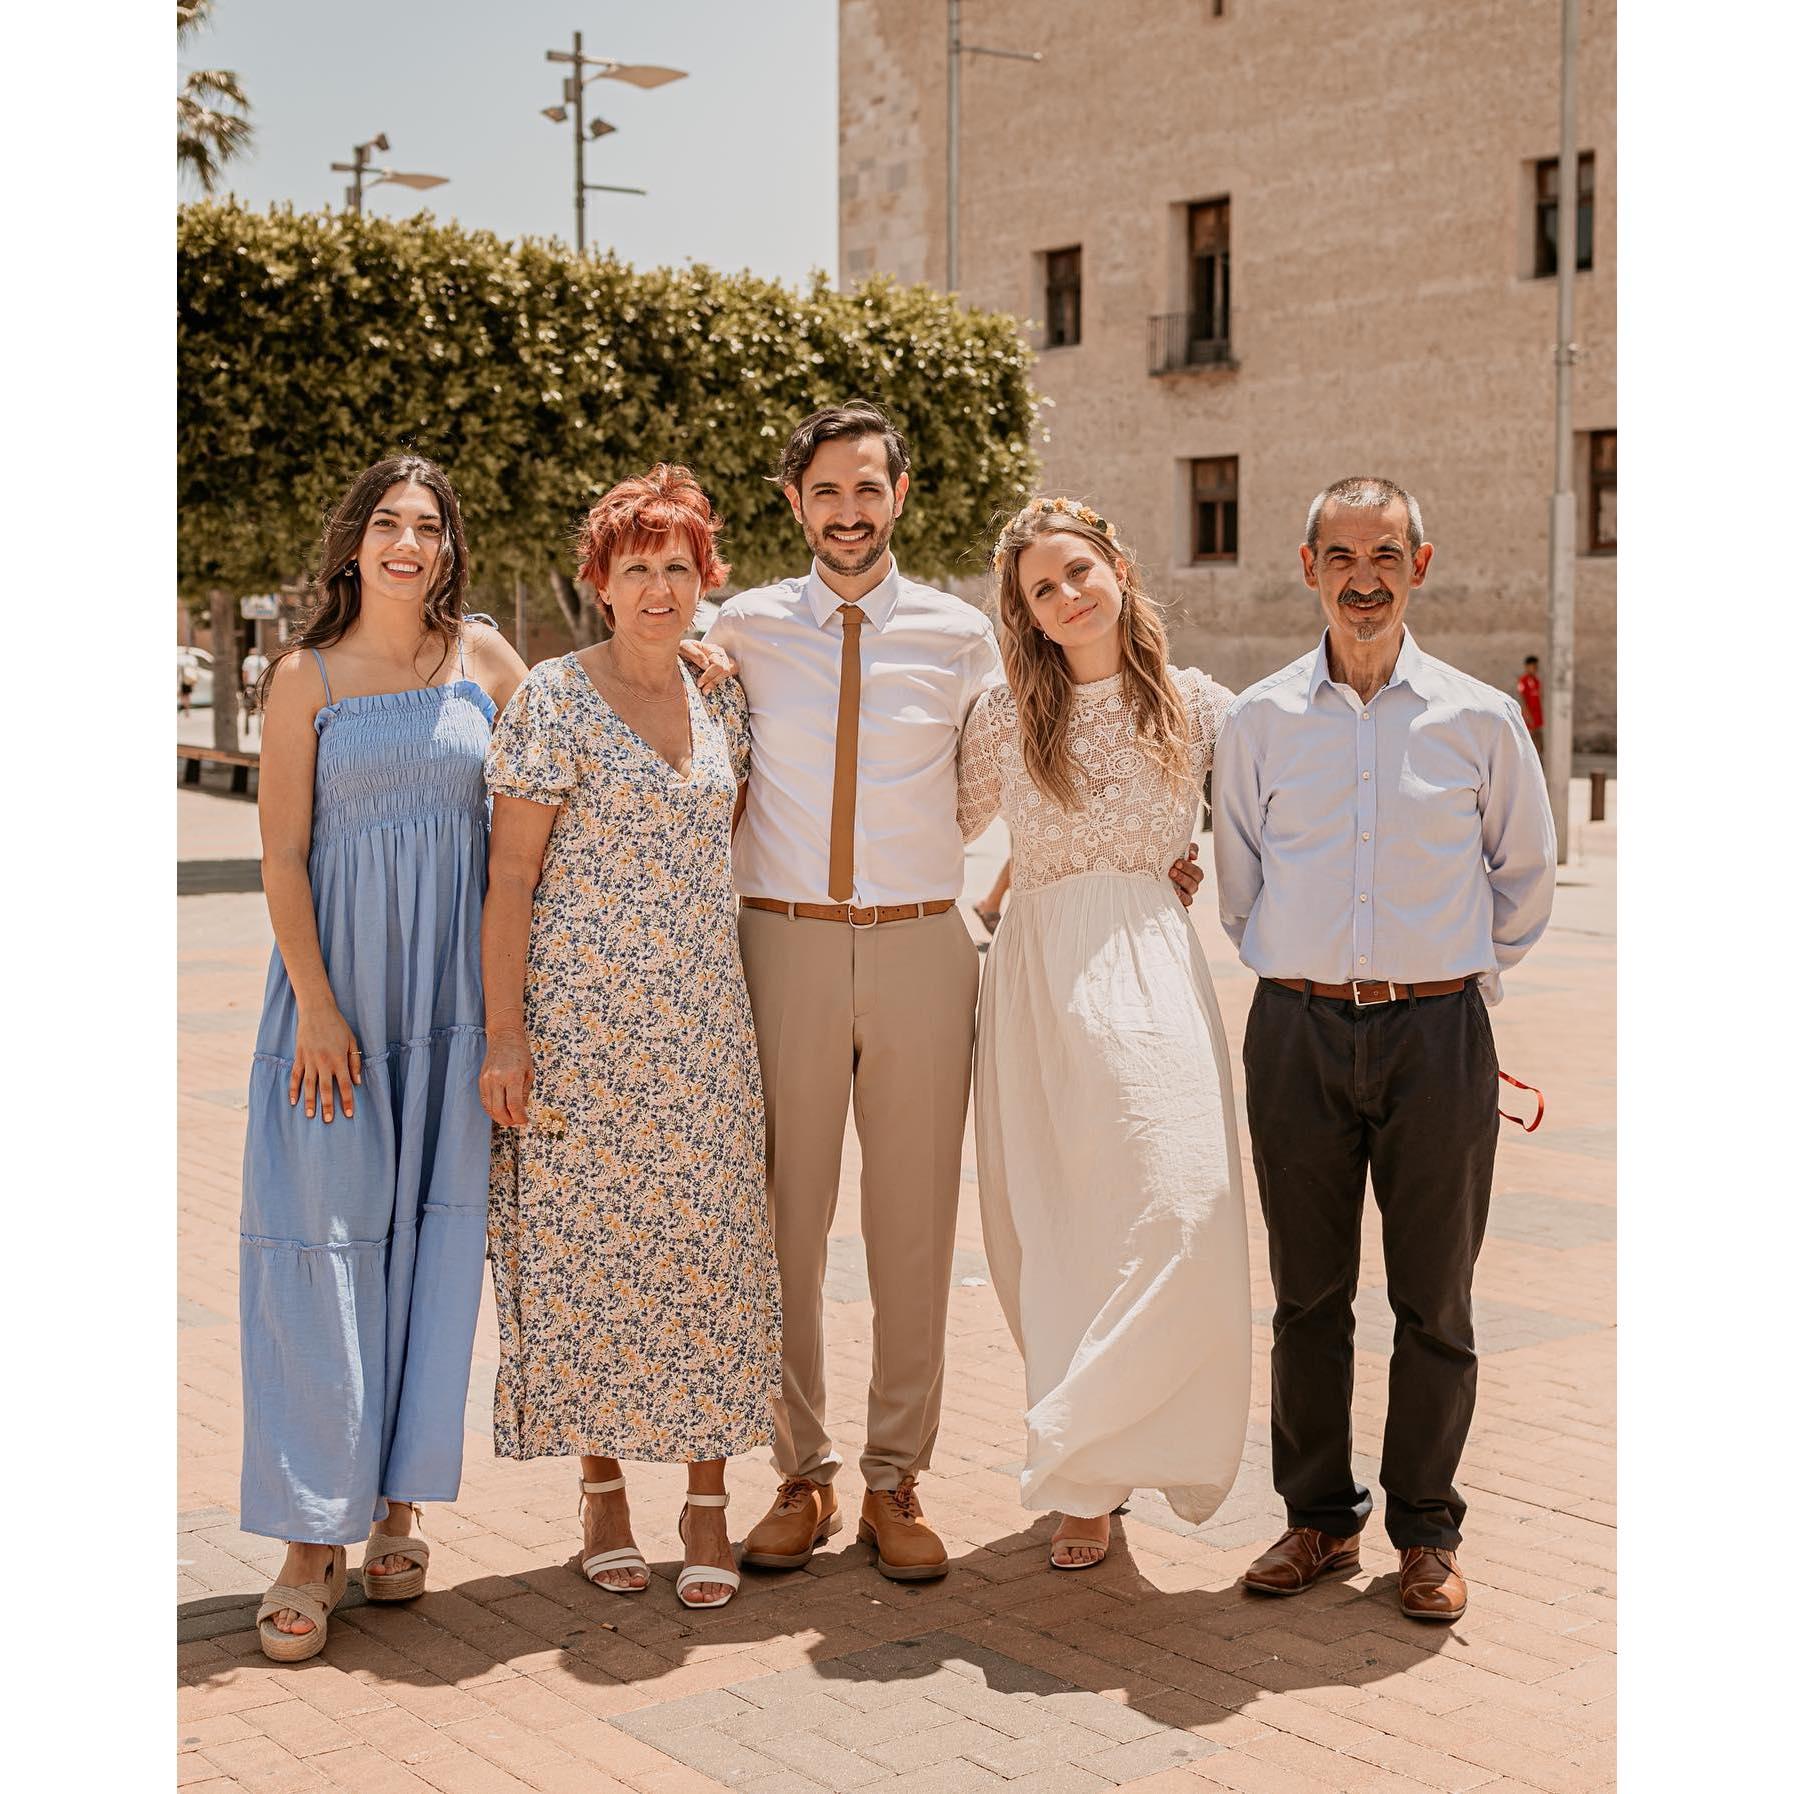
[178, 202, 1039, 598]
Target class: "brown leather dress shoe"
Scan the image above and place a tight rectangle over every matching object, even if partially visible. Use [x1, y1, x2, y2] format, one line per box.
[857, 1477, 949, 1582]
[1398, 1546, 1467, 1622]
[1241, 1526, 1361, 1596]
[739, 1478, 841, 1570]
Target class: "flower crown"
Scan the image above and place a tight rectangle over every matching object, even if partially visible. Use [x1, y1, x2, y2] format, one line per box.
[992, 495, 1119, 572]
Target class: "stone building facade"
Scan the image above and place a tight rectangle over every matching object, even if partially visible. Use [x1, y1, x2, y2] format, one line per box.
[837, 0, 1617, 746]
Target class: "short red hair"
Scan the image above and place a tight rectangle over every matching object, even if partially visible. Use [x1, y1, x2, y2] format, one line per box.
[577, 464, 730, 620]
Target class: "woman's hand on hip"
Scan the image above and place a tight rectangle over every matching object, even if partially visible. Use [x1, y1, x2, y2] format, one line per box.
[480, 1030, 534, 1127]
[290, 1007, 362, 1122]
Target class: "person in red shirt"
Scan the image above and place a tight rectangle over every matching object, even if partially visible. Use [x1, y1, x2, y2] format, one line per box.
[1516, 656, 1544, 757]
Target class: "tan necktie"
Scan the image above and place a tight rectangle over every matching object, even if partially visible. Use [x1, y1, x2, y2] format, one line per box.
[828, 603, 865, 902]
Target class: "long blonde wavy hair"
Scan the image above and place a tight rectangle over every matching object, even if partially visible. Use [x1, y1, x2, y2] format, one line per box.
[991, 497, 1194, 811]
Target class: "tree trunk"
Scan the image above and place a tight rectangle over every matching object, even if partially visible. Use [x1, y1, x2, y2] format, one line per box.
[210, 588, 241, 752]
[547, 569, 599, 648]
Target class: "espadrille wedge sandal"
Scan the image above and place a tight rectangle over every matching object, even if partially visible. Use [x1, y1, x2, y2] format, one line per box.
[256, 1545, 348, 1662]
[676, 1492, 741, 1610]
[579, 1476, 650, 1593]
[361, 1502, 430, 1602]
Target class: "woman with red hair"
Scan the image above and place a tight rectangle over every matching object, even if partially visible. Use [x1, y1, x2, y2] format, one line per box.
[478, 465, 780, 1611]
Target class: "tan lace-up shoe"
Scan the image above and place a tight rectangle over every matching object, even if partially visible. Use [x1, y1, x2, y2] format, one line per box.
[1241, 1526, 1361, 1596]
[858, 1477, 949, 1582]
[1398, 1546, 1468, 1621]
[740, 1477, 841, 1570]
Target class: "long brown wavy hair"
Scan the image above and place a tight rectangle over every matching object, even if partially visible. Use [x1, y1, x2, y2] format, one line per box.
[256, 455, 471, 707]
[991, 498, 1194, 811]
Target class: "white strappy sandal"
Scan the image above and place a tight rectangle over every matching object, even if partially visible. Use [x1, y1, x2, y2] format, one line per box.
[579, 1477, 650, 1593]
[676, 1492, 741, 1610]
[362, 1501, 430, 1602]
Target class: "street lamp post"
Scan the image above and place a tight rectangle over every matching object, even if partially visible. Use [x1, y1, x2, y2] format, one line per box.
[1544, 0, 1579, 865]
[330, 133, 448, 212]
[543, 31, 686, 253]
[945, 1, 1042, 293]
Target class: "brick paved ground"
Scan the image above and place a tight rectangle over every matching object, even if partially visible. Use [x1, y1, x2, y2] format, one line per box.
[178, 775, 1616, 1794]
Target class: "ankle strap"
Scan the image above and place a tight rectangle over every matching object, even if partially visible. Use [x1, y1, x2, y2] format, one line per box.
[684, 1492, 729, 1508]
[581, 1477, 626, 1494]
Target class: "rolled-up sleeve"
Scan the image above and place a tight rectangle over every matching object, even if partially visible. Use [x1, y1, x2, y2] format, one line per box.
[1481, 697, 1557, 974]
[1211, 703, 1263, 951]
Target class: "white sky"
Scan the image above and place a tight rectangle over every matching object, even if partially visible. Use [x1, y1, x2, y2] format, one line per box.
[182, 0, 839, 286]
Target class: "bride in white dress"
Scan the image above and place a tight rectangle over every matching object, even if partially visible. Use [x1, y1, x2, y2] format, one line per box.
[957, 496, 1252, 1570]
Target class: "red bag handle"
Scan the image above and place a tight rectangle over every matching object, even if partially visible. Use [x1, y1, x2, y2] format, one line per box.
[1498, 1070, 1544, 1132]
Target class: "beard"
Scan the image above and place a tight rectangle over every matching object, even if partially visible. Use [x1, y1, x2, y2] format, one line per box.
[804, 513, 894, 578]
[1339, 592, 1396, 640]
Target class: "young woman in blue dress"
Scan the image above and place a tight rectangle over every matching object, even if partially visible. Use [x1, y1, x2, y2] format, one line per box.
[240, 455, 527, 1660]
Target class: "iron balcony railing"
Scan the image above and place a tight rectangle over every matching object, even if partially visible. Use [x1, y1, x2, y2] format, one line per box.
[1149, 312, 1234, 376]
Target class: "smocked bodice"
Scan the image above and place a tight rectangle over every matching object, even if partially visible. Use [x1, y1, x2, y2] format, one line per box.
[309, 681, 496, 848]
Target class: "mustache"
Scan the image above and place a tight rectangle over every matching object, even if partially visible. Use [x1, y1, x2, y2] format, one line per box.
[1340, 590, 1391, 605]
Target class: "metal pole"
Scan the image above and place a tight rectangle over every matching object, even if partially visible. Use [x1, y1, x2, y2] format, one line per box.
[351, 144, 367, 214]
[1544, 0, 1579, 864]
[573, 30, 587, 254]
[513, 571, 529, 663]
[946, 0, 960, 292]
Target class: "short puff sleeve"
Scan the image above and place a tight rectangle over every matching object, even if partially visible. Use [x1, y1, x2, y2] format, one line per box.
[486, 662, 578, 804]
[701, 674, 752, 785]
[1175, 665, 1236, 777]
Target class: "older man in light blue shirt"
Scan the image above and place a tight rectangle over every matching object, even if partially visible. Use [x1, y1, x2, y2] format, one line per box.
[1213, 476, 1554, 1626]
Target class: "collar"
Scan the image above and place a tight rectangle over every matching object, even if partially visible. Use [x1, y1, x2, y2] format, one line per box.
[1308, 626, 1428, 704]
[803, 556, 902, 633]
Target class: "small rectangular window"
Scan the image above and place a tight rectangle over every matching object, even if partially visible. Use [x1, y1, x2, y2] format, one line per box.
[1042, 246, 1082, 348]
[1187, 200, 1231, 359]
[1587, 430, 1616, 555]
[1534, 151, 1595, 277]
[1190, 456, 1239, 563]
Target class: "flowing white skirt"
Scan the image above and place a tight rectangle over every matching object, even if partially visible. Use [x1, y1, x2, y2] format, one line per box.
[974, 870, 1252, 1523]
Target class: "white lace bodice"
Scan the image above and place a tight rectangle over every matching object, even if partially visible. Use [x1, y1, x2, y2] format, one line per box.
[957, 666, 1234, 895]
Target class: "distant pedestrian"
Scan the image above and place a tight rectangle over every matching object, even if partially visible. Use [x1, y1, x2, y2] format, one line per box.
[242, 647, 270, 733]
[178, 660, 195, 716]
[1516, 654, 1544, 757]
[1215, 477, 1555, 1625]
[238, 454, 526, 1661]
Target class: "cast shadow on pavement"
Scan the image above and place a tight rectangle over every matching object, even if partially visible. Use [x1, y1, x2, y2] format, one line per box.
[179, 1508, 1453, 1739]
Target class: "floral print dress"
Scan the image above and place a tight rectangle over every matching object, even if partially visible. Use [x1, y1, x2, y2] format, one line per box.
[485, 655, 780, 1462]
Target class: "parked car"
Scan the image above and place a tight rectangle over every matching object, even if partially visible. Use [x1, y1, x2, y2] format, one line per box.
[178, 645, 214, 708]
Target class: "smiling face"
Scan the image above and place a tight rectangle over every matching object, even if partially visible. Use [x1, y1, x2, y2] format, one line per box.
[1299, 498, 1432, 648]
[599, 532, 704, 645]
[354, 481, 445, 608]
[1013, 529, 1128, 654]
[784, 433, 908, 579]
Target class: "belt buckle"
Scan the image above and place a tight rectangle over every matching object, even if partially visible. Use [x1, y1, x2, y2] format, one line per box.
[848, 904, 878, 930]
[1351, 978, 1395, 1006]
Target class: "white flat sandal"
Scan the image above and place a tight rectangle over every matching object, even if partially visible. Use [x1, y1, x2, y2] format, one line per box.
[579, 1476, 650, 1593]
[675, 1492, 741, 1610]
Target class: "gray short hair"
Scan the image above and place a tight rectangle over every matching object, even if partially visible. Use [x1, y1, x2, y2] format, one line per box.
[1304, 476, 1425, 556]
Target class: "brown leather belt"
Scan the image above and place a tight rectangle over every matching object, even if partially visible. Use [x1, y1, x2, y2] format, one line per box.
[1270, 975, 1471, 1007]
[742, 897, 958, 927]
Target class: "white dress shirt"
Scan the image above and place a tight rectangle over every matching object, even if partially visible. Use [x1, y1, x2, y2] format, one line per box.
[706, 558, 1003, 906]
[1211, 630, 1556, 1003]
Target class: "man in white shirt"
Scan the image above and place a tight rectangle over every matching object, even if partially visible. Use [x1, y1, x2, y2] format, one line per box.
[1212, 477, 1555, 1624]
[704, 403, 1000, 1581]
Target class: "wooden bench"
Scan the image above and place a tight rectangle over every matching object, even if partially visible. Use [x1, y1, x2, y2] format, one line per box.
[1572, 751, 1617, 823]
[178, 744, 259, 795]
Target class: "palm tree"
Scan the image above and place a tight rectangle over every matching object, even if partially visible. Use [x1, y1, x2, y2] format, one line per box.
[177, 2, 253, 193]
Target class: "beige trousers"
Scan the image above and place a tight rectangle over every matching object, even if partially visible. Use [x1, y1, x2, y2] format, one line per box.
[738, 906, 979, 1491]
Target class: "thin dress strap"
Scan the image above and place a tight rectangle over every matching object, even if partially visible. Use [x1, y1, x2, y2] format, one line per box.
[457, 631, 468, 678]
[309, 647, 333, 705]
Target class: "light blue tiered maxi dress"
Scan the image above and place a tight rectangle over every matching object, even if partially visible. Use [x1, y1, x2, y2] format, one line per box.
[238, 646, 494, 1546]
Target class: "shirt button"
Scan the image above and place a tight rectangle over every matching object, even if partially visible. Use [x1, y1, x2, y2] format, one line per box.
[1362, 771, 1371, 781]
[1359, 956, 1368, 965]
[1361, 831, 1371, 841]
[1359, 893, 1368, 903]
[1360, 713, 1369, 722]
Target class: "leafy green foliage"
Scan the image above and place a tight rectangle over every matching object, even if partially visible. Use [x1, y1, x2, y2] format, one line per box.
[178, 202, 1039, 598]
